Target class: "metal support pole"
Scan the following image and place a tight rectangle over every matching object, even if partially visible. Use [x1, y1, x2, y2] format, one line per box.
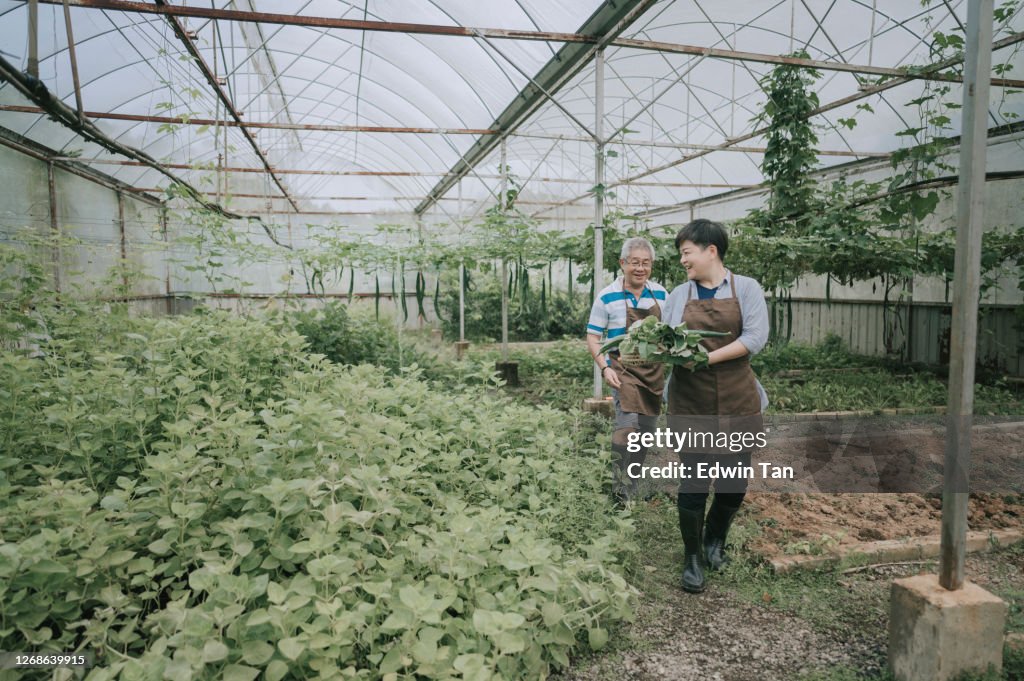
[593, 49, 605, 399]
[730, 24, 736, 138]
[458, 179, 465, 343]
[47, 162, 61, 293]
[940, 0, 994, 591]
[61, 0, 84, 122]
[161, 205, 170, 299]
[28, 0, 40, 78]
[867, 0, 878, 66]
[500, 138, 509, 362]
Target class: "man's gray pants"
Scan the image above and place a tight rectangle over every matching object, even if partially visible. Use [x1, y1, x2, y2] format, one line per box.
[611, 389, 659, 501]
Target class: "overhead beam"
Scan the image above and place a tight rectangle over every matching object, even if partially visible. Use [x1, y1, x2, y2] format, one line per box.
[42, 0, 611, 42]
[528, 130, 889, 156]
[38, 0, 1024, 89]
[612, 36, 1024, 88]
[152, 0, 299, 212]
[61, 157, 757, 187]
[0, 105, 494, 134]
[226, 210, 616, 218]
[127, 188, 757, 204]
[0, 105, 890, 157]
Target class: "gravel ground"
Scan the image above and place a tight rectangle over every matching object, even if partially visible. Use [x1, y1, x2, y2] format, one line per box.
[561, 587, 868, 681]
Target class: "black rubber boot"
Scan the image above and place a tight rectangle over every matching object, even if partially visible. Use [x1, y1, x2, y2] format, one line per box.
[610, 443, 632, 505]
[677, 497, 706, 593]
[704, 497, 741, 571]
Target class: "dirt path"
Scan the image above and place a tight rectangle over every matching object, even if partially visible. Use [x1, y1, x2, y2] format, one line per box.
[560, 497, 1024, 681]
[562, 587, 870, 681]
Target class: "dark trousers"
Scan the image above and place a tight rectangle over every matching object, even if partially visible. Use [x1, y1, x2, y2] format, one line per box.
[677, 451, 751, 512]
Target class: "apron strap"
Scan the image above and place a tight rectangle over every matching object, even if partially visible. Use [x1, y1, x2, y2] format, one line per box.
[729, 271, 737, 300]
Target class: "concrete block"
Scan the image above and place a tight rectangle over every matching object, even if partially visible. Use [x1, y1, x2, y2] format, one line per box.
[454, 341, 470, 360]
[889, 574, 1007, 681]
[582, 397, 614, 417]
[495, 361, 519, 387]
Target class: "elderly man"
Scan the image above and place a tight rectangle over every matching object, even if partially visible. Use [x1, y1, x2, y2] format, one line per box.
[586, 236, 667, 504]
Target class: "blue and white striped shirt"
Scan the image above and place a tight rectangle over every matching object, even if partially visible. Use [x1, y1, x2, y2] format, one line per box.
[586, 278, 668, 340]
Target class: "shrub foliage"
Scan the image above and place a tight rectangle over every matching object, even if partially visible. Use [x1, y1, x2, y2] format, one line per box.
[0, 306, 634, 680]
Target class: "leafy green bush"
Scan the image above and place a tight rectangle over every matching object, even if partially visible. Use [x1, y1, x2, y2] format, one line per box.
[437, 272, 590, 342]
[750, 333, 885, 374]
[0, 308, 635, 680]
[286, 301, 405, 370]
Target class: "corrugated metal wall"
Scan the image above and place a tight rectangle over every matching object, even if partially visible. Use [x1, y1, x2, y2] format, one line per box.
[782, 298, 1022, 375]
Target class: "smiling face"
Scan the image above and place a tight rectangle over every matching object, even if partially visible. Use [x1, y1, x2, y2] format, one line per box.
[678, 240, 719, 281]
[620, 246, 653, 291]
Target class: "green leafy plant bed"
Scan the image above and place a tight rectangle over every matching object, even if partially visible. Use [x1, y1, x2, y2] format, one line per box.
[458, 337, 1022, 415]
[0, 307, 635, 680]
[761, 369, 1022, 415]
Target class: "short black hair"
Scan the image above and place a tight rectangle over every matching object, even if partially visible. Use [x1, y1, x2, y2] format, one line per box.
[674, 219, 728, 261]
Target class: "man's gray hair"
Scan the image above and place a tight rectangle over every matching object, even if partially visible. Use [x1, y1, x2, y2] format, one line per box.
[620, 236, 656, 261]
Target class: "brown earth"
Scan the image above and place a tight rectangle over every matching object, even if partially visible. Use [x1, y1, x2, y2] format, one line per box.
[744, 491, 1024, 558]
[744, 418, 1024, 557]
[638, 418, 1024, 557]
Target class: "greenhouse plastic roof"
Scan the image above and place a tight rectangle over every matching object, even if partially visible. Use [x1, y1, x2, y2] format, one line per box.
[1, 0, 1022, 224]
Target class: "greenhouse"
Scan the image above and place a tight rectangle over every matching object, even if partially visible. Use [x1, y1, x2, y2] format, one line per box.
[1, 0, 1023, 679]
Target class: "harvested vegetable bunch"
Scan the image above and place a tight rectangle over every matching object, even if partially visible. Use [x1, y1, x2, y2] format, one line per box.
[599, 316, 730, 369]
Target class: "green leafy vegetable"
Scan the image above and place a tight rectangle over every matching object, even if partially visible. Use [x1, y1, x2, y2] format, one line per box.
[599, 316, 729, 369]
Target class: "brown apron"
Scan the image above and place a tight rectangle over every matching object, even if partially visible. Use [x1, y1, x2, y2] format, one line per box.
[609, 295, 664, 416]
[667, 273, 762, 438]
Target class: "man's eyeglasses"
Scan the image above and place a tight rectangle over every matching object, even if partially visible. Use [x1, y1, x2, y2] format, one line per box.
[624, 259, 652, 268]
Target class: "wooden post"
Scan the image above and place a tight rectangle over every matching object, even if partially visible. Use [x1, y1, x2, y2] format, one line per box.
[499, 138, 509, 362]
[940, 0, 994, 591]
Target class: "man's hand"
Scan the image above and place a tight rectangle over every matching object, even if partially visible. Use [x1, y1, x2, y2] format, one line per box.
[603, 365, 623, 389]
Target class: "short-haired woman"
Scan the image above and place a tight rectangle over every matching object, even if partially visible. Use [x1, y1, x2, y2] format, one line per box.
[661, 219, 769, 593]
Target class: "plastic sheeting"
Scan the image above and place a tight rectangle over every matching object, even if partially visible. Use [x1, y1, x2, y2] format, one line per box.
[0, 0, 1021, 222]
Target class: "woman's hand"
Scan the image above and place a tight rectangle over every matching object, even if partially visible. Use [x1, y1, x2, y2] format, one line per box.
[602, 365, 623, 389]
[707, 339, 750, 366]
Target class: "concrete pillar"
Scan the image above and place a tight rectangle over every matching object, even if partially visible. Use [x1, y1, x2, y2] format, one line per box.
[889, 575, 1007, 681]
